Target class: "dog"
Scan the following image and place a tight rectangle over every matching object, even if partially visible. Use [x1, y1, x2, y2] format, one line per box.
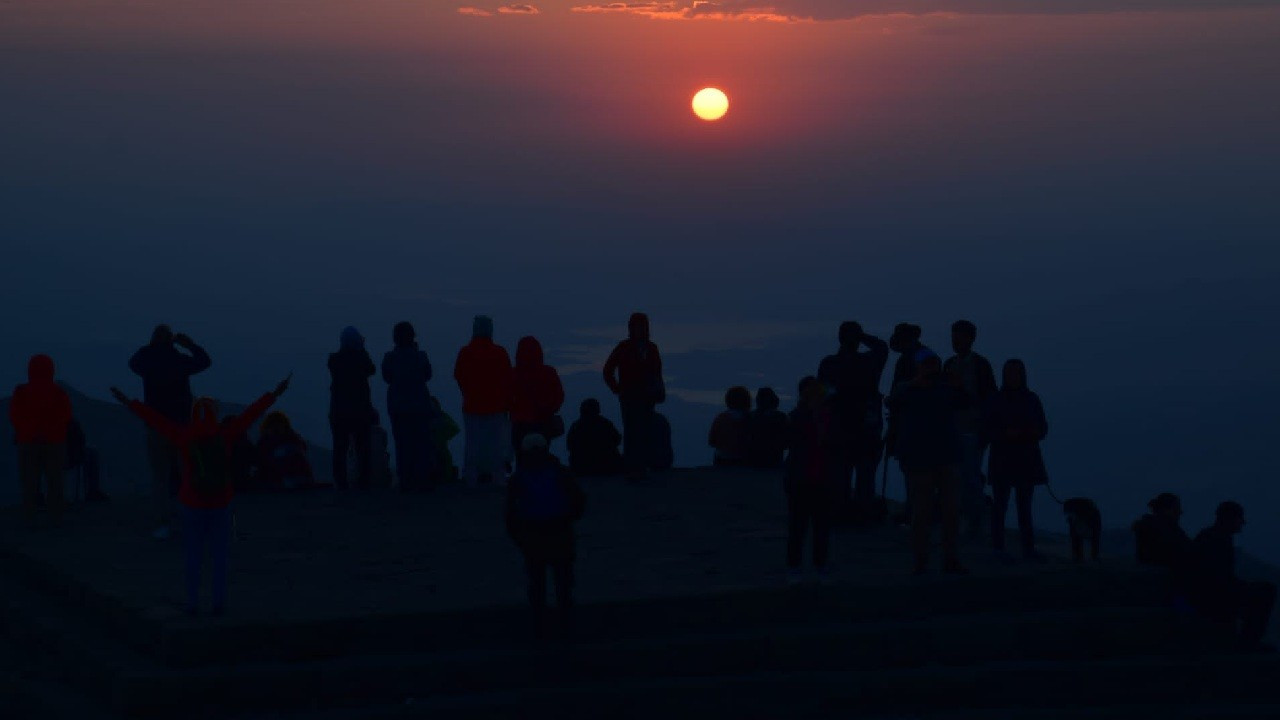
[1063, 497, 1101, 561]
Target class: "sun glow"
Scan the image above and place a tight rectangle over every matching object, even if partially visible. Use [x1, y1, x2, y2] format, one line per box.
[692, 87, 729, 121]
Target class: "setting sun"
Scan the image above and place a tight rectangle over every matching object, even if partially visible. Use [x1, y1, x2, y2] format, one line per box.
[692, 87, 729, 122]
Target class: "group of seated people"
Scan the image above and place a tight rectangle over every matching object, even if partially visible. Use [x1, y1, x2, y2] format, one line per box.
[706, 387, 789, 468]
[226, 410, 326, 492]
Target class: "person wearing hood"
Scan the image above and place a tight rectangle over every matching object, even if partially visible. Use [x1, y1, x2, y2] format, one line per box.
[817, 321, 889, 521]
[129, 324, 213, 539]
[748, 387, 789, 469]
[509, 336, 566, 457]
[567, 399, 623, 477]
[454, 315, 513, 485]
[382, 322, 436, 492]
[10, 354, 73, 522]
[602, 312, 664, 477]
[984, 359, 1048, 561]
[111, 373, 290, 616]
[329, 326, 377, 490]
[708, 386, 752, 467]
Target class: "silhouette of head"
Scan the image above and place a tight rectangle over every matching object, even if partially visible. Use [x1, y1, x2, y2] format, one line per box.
[838, 321, 863, 348]
[519, 433, 551, 464]
[393, 322, 416, 347]
[340, 326, 364, 349]
[26, 354, 56, 384]
[798, 375, 825, 408]
[151, 324, 174, 346]
[889, 323, 922, 353]
[914, 349, 941, 380]
[1002, 359, 1028, 391]
[580, 398, 602, 418]
[472, 315, 494, 340]
[628, 313, 650, 343]
[1148, 492, 1182, 520]
[1215, 501, 1246, 533]
[725, 386, 751, 412]
[951, 320, 977, 355]
[261, 410, 293, 437]
[516, 336, 543, 367]
[756, 387, 780, 412]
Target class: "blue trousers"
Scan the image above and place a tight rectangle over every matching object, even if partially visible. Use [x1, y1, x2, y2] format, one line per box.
[182, 506, 232, 613]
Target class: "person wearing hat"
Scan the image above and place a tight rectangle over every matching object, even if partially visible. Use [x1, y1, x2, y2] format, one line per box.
[454, 315, 513, 486]
[329, 326, 377, 490]
[1190, 502, 1276, 649]
[505, 433, 586, 641]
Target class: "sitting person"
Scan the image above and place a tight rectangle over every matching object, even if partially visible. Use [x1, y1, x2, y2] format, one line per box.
[431, 397, 461, 483]
[708, 386, 752, 467]
[255, 411, 317, 490]
[748, 387, 788, 469]
[567, 398, 623, 477]
[1189, 501, 1277, 650]
[1133, 492, 1191, 568]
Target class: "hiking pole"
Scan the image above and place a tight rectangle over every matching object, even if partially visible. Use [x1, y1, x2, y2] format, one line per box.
[878, 436, 891, 524]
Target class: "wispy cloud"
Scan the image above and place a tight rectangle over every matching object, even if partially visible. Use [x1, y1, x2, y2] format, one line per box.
[456, 6, 494, 17]
[498, 3, 542, 13]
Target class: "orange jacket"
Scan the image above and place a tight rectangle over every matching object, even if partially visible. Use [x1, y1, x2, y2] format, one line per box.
[454, 339, 512, 415]
[9, 355, 73, 445]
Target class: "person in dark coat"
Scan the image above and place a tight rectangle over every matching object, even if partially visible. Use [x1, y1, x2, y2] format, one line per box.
[1190, 502, 1276, 649]
[10, 354, 73, 522]
[885, 323, 929, 523]
[784, 376, 840, 584]
[887, 350, 969, 574]
[1133, 493, 1192, 569]
[983, 359, 1048, 560]
[129, 325, 212, 539]
[817, 321, 889, 521]
[708, 386, 752, 467]
[748, 387, 789, 469]
[509, 336, 565, 457]
[943, 320, 998, 537]
[602, 312, 664, 478]
[567, 399, 623, 477]
[329, 326, 377, 490]
[382, 321, 435, 492]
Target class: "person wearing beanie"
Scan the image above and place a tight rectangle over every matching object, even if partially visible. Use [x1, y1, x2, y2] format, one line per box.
[10, 354, 73, 523]
[567, 398, 623, 476]
[602, 312, 664, 478]
[329, 326, 377, 490]
[708, 386, 752, 467]
[454, 315, 513, 485]
[382, 321, 436, 491]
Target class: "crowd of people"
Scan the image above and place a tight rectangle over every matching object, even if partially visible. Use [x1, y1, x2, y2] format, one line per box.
[6, 313, 1274, 648]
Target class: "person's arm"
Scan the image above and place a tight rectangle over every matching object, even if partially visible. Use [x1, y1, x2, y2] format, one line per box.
[979, 357, 998, 400]
[225, 374, 291, 437]
[452, 350, 466, 390]
[708, 414, 723, 447]
[360, 350, 376, 378]
[602, 344, 622, 395]
[549, 370, 565, 415]
[112, 387, 183, 443]
[1032, 393, 1048, 442]
[651, 346, 665, 403]
[420, 350, 433, 384]
[174, 335, 212, 375]
[863, 333, 889, 374]
[54, 388, 73, 434]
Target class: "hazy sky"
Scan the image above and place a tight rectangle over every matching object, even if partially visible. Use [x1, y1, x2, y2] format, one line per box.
[2, 1, 1279, 554]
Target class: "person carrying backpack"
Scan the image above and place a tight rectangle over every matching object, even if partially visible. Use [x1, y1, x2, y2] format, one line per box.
[505, 434, 586, 641]
[111, 373, 291, 616]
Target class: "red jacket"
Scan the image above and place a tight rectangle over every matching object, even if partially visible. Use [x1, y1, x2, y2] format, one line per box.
[509, 337, 565, 425]
[129, 393, 276, 509]
[9, 355, 73, 445]
[454, 339, 512, 416]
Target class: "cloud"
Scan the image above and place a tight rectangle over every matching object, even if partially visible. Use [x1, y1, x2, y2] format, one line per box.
[498, 3, 542, 13]
[569, 0, 1280, 23]
[456, 6, 494, 16]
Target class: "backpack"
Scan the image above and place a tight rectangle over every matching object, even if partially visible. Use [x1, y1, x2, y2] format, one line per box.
[189, 435, 230, 495]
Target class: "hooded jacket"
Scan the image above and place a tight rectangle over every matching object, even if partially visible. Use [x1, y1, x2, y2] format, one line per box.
[128, 340, 212, 424]
[9, 355, 73, 445]
[454, 337, 512, 416]
[509, 337, 565, 425]
[603, 313, 663, 404]
[128, 393, 276, 509]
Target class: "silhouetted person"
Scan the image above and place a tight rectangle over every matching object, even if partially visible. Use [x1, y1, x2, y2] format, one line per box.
[888, 350, 969, 575]
[603, 312, 664, 478]
[66, 417, 108, 503]
[10, 354, 72, 523]
[431, 397, 461, 483]
[984, 359, 1047, 561]
[1190, 502, 1277, 649]
[886, 323, 929, 523]
[567, 398, 623, 477]
[328, 326, 376, 490]
[510, 336, 565, 456]
[1134, 493, 1192, 568]
[817, 321, 889, 522]
[708, 386, 752, 467]
[256, 411, 316, 490]
[455, 315, 513, 485]
[129, 325, 212, 539]
[505, 434, 585, 641]
[112, 373, 291, 616]
[944, 320, 998, 537]
[382, 322, 435, 492]
[748, 387, 788, 469]
[784, 376, 838, 584]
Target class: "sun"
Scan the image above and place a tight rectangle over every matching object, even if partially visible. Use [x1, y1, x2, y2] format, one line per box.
[692, 87, 729, 122]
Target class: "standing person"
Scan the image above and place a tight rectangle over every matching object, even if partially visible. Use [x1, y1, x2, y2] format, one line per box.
[1190, 502, 1277, 650]
[509, 336, 565, 457]
[454, 316, 513, 485]
[748, 388, 789, 469]
[888, 350, 969, 575]
[328, 326, 377, 490]
[602, 312, 664, 479]
[382, 322, 435, 492]
[505, 434, 586, 641]
[10, 355, 73, 524]
[111, 374, 291, 616]
[817, 322, 889, 523]
[129, 325, 212, 540]
[708, 386, 752, 467]
[784, 376, 839, 585]
[944, 320, 998, 538]
[885, 323, 928, 524]
[566, 399, 623, 477]
[984, 359, 1048, 562]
